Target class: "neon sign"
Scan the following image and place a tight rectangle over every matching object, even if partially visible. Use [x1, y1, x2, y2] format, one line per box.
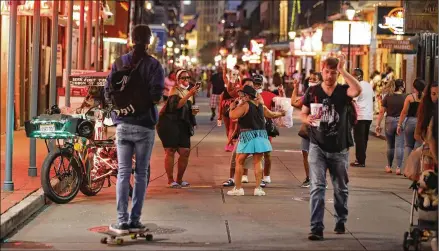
[378, 7, 404, 35]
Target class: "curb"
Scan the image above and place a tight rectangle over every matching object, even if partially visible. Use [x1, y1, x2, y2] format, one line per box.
[0, 188, 47, 241]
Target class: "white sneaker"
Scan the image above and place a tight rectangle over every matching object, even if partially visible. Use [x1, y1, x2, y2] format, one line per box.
[227, 187, 244, 196]
[254, 187, 266, 196]
[241, 175, 249, 183]
[263, 176, 271, 183]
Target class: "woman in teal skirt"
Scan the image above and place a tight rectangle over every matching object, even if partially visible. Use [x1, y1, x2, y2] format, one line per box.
[227, 85, 285, 196]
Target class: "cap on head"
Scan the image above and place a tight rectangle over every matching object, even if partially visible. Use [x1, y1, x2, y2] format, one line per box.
[239, 85, 257, 98]
[176, 69, 189, 80]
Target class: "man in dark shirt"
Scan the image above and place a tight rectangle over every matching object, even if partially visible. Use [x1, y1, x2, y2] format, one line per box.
[207, 67, 225, 121]
[301, 54, 361, 241]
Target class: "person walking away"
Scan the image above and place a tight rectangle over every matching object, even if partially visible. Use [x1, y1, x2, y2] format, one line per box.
[207, 67, 225, 121]
[397, 78, 425, 160]
[227, 85, 285, 196]
[351, 68, 374, 167]
[301, 54, 362, 240]
[104, 24, 164, 234]
[375, 79, 406, 174]
[157, 69, 199, 188]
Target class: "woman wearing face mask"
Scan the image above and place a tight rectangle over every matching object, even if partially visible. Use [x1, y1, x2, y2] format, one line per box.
[227, 85, 285, 196]
[291, 73, 321, 187]
[157, 69, 199, 188]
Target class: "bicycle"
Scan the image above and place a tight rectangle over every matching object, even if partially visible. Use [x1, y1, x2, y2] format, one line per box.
[25, 104, 138, 204]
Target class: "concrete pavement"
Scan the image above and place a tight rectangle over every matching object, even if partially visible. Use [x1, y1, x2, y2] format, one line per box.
[1, 97, 429, 250]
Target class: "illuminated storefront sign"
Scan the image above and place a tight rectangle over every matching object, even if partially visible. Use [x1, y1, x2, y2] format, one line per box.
[333, 21, 372, 45]
[290, 28, 323, 56]
[377, 7, 404, 35]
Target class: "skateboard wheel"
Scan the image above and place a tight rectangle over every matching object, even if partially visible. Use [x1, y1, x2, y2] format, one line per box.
[100, 237, 108, 244]
[145, 234, 153, 241]
[116, 238, 124, 245]
[131, 234, 137, 240]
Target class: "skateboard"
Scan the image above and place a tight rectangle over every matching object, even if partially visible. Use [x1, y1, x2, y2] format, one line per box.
[90, 223, 158, 245]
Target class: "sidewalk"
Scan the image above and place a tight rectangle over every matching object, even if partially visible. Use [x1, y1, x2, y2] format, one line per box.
[2, 97, 425, 250]
[1, 131, 47, 215]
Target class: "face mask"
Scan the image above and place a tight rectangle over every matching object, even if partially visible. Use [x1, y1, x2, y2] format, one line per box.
[180, 84, 189, 90]
[309, 81, 318, 86]
[256, 89, 263, 94]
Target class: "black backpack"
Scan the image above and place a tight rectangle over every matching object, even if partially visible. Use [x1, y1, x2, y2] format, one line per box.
[108, 56, 151, 117]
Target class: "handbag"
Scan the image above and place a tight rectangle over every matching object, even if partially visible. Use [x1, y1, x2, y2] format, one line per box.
[266, 118, 279, 137]
[404, 146, 422, 181]
[298, 123, 309, 139]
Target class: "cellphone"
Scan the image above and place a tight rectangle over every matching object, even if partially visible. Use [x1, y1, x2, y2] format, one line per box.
[195, 82, 202, 88]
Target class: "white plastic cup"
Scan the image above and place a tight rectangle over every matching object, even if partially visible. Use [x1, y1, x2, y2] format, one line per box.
[217, 120, 222, 127]
[310, 103, 323, 127]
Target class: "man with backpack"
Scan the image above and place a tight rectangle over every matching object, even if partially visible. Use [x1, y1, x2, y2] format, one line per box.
[104, 24, 164, 234]
[301, 54, 361, 241]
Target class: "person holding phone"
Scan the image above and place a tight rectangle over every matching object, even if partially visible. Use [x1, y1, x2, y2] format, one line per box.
[157, 69, 199, 188]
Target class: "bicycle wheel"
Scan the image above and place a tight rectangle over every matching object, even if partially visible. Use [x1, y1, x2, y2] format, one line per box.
[79, 151, 105, 196]
[41, 149, 82, 204]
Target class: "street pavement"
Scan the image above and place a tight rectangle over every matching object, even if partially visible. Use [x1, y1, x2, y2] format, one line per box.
[1, 97, 428, 250]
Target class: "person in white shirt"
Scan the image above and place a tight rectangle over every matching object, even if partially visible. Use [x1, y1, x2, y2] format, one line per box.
[351, 68, 374, 167]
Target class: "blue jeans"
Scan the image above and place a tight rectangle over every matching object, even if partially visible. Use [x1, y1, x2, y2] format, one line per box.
[385, 117, 405, 168]
[116, 123, 155, 224]
[308, 143, 349, 232]
[404, 117, 422, 159]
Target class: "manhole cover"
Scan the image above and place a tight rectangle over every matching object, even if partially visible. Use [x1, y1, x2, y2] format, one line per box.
[152, 226, 186, 235]
[292, 197, 333, 203]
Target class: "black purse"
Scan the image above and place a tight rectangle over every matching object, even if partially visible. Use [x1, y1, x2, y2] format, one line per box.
[265, 118, 279, 137]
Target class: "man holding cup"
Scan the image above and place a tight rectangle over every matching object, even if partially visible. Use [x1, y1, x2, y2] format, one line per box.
[301, 54, 361, 241]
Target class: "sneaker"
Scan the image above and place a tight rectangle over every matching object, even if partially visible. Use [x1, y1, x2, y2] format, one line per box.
[263, 176, 271, 183]
[254, 187, 266, 196]
[334, 222, 346, 234]
[396, 167, 401, 175]
[227, 187, 244, 196]
[109, 223, 129, 235]
[385, 166, 392, 173]
[308, 230, 324, 241]
[350, 161, 365, 167]
[222, 178, 235, 187]
[260, 181, 266, 188]
[241, 175, 249, 183]
[301, 177, 310, 188]
[129, 221, 146, 233]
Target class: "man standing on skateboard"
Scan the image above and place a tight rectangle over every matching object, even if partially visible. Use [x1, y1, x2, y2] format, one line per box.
[104, 24, 164, 234]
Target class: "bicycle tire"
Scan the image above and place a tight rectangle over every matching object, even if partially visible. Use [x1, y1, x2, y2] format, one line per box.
[41, 149, 82, 204]
[79, 156, 105, 196]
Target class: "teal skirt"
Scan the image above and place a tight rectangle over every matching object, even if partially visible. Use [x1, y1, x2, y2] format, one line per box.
[236, 130, 272, 154]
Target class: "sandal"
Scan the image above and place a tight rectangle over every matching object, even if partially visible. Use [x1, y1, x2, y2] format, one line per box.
[179, 181, 190, 187]
[168, 182, 181, 188]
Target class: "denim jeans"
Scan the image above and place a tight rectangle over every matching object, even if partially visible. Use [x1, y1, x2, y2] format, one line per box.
[116, 123, 155, 224]
[308, 143, 349, 232]
[385, 117, 405, 168]
[404, 117, 422, 159]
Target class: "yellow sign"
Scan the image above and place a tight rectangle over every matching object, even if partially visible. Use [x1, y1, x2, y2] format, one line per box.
[378, 7, 404, 35]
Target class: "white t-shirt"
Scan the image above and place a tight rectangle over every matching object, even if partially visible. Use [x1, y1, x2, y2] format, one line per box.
[354, 80, 374, 121]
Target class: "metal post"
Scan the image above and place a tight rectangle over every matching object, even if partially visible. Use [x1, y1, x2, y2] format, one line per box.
[49, 1, 59, 107]
[65, 1, 73, 107]
[347, 22, 351, 73]
[94, 0, 100, 71]
[78, 0, 85, 69]
[29, 0, 41, 177]
[4, 0, 19, 191]
[86, 0, 93, 69]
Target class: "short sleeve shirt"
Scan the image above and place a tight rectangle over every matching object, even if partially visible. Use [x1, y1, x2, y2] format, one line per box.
[303, 84, 351, 153]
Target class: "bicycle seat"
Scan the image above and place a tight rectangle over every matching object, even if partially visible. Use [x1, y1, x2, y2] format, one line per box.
[94, 139, 115, 147]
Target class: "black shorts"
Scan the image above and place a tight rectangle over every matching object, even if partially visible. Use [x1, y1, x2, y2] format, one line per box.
[157, 117, 191, 149]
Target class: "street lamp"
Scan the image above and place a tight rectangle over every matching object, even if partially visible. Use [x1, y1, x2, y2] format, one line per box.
[345, 6, 355, 72]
